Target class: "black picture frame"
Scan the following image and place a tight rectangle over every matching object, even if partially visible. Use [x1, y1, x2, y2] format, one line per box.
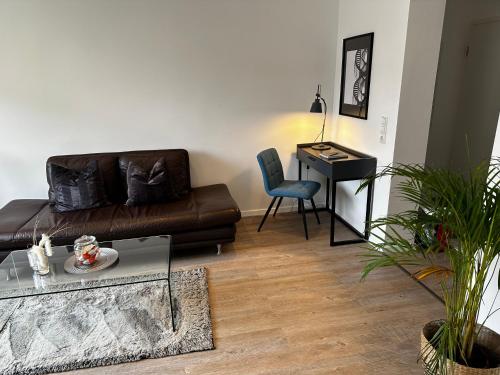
[339, 32, 374, 120]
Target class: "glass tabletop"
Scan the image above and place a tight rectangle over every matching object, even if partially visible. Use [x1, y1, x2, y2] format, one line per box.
[0, 236, 171, 300]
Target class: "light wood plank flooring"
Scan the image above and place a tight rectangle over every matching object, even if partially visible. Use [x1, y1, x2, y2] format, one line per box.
[65, 211, 444, 375]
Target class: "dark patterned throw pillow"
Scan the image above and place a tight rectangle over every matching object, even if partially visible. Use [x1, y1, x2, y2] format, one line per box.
[50, 160, 110, 213]
[125, 158, 175, 206]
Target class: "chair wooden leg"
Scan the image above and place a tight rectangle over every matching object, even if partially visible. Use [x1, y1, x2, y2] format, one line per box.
[273, 197, 283, 217]
[310, 198, 320, 224]
[299, 199, 309, 240]
[258, 197, 277, 232]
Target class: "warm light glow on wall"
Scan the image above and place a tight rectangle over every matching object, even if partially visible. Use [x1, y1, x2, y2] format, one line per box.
[335, 116, 358, 146]
[267, 112, 329, 144]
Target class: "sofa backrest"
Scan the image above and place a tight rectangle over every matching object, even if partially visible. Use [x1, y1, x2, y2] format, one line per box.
[46, 149, 191, 204]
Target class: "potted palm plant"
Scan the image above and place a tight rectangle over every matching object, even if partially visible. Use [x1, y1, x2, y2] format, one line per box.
[358, 158, 500, 374]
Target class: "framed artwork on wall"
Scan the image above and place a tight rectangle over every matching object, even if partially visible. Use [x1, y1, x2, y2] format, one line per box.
[339, 32, 374, 120]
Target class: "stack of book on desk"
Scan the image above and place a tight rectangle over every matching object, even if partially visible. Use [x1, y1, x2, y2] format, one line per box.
[319, 150, 348, 160]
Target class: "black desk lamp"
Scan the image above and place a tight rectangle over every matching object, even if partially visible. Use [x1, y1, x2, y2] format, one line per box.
[310, 84, 331, 150]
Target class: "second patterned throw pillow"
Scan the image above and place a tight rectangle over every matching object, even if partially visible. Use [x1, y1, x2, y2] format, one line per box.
[125, 158, 173, 206]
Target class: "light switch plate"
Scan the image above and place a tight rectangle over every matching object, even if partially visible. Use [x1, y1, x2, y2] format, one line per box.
[380, 116, 388, 144]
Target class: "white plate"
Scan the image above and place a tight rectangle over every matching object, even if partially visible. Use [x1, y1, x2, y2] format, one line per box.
[64, 248, 119, 274]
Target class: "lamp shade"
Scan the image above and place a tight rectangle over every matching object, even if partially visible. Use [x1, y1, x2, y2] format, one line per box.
[309, 84, 331, 150]
[310, 98, 323, 113]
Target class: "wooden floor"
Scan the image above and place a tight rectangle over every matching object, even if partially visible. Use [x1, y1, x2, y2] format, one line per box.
[66, 211, 444, 375]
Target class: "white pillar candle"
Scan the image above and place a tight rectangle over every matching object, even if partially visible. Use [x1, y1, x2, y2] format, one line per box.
[43, 236, 53, 256]
[32, 245, 49, 269]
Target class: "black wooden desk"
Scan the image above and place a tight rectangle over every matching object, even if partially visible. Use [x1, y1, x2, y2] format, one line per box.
[297, 142, 377, 246]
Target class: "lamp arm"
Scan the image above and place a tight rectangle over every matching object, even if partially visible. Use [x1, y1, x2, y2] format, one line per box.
[320, 97, 327, 143]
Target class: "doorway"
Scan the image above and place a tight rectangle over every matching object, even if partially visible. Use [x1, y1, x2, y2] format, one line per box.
[450, 19, 500, 170]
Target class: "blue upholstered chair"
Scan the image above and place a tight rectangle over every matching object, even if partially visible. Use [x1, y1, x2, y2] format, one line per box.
[257, 148, 321, 239]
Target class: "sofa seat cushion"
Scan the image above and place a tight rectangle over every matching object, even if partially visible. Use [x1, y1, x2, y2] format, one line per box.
[108, 184, 241, 238]
[0, 184, 241, 252]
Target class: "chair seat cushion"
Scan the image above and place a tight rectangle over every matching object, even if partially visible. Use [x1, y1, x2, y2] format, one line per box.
[269, 180, 320, 199]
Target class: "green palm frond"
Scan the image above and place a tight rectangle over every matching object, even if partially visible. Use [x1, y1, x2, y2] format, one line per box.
[358, 157, 500, 373]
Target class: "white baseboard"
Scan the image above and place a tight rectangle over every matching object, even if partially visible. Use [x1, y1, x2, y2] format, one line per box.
[241, 201, 327, 217]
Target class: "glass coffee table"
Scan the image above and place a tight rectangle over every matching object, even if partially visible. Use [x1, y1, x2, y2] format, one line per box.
[0, 235, 176, 331]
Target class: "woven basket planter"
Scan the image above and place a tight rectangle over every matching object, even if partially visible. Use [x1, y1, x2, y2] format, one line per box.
[421, 320, 500, 374]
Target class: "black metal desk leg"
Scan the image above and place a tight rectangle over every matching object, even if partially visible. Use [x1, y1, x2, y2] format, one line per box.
[326, 178, 330, 211]
[330, 181, 337, 246]
[364, 180, 374, 240]
[298, 161, 302, 214]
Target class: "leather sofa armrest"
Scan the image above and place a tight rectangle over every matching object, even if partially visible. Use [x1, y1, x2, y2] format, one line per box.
[192, 184, 241, 225]
[0, 199, 49, 243]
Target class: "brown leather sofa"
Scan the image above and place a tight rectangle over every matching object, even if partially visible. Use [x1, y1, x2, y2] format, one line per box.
[0, 149, 241, 261]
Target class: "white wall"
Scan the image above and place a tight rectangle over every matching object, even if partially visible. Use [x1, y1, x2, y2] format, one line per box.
[331, 0, 411, 235]
[388, 0, 446, 216]
[0, 0, 338, 214]
[478, 114, 500, 334]
[330, 0, 445, 238]
[479, 256, 500, 334]
[425, 0, 500, 169]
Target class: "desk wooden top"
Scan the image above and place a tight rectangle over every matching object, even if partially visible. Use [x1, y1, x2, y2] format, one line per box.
[299, 145, 361, 163]
[297, 142, 375, 162]
[296, 142, 377, 180]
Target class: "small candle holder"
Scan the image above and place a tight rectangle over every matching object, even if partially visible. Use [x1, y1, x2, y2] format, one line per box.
[27, 245, 50, 275]
[26, 222, 67, 276]
[74, 235, 100, 267]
